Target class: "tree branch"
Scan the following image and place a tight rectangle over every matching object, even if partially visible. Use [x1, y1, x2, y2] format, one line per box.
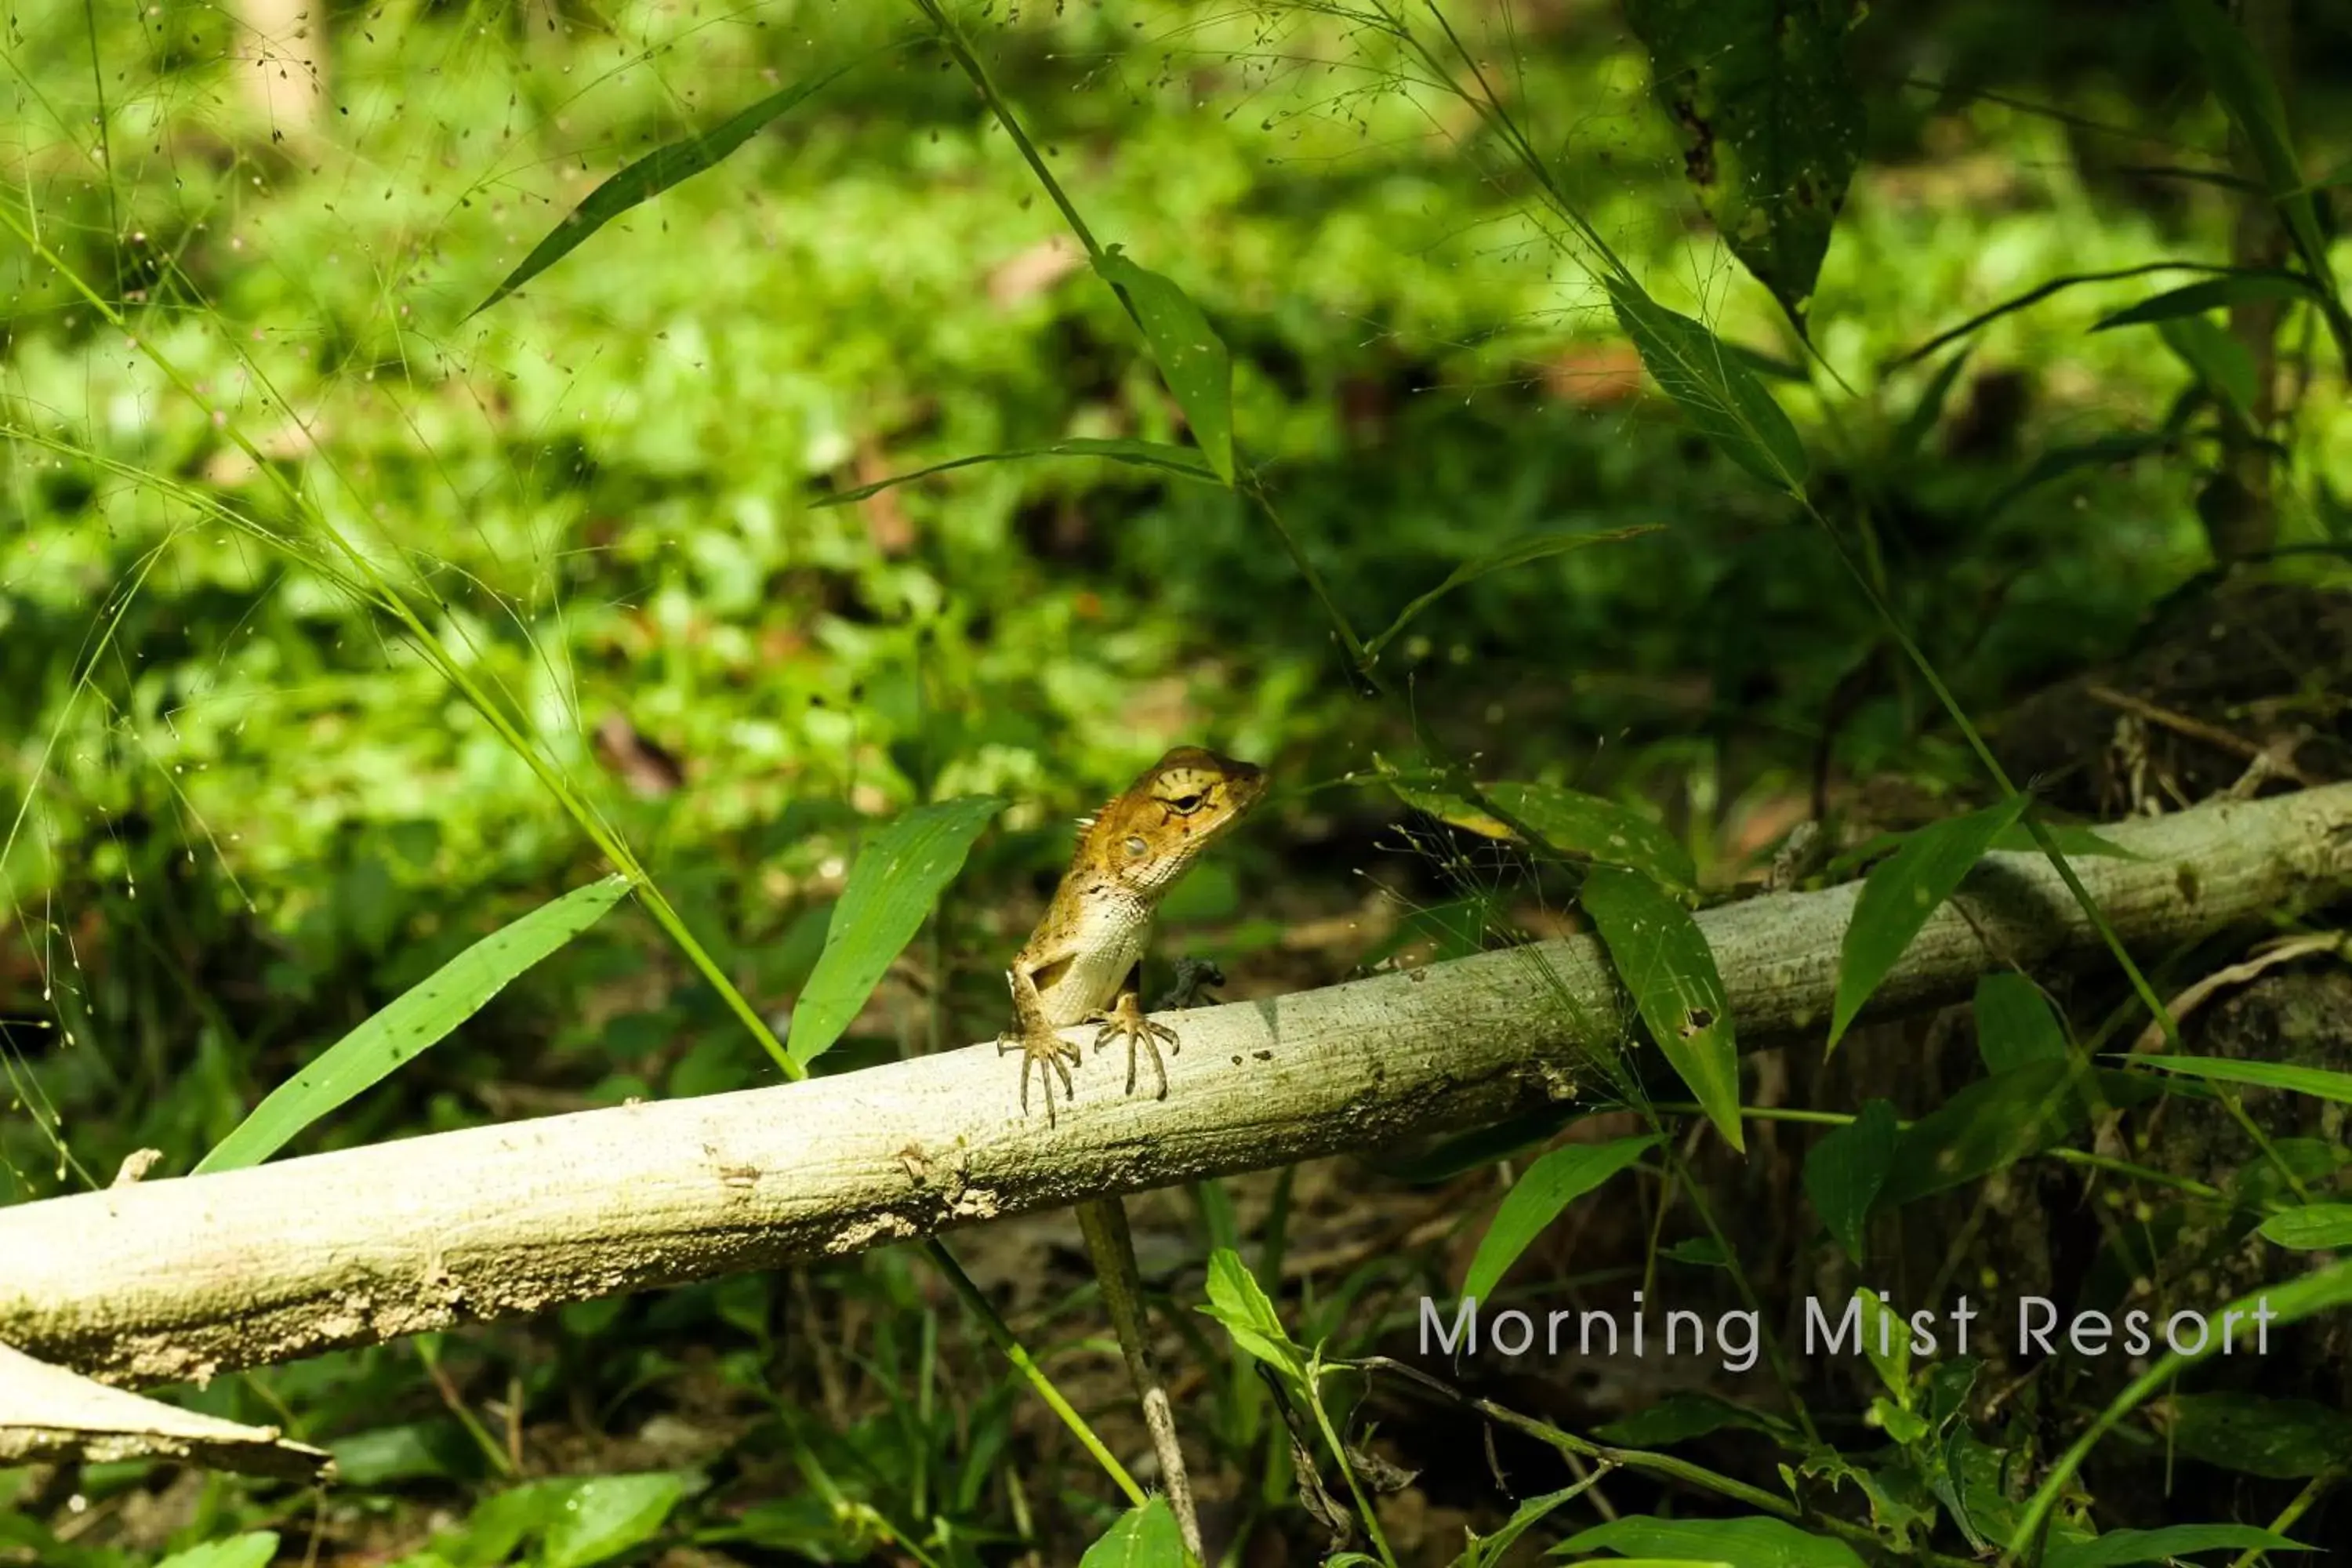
[5, 785, 2349, 1386]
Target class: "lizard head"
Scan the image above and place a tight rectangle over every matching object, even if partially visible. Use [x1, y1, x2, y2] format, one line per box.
[1080, 746, 1268, 894]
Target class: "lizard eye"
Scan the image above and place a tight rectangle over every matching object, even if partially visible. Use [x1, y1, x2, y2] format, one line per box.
[1123, 835, 1149, 858]
[1167, 793, 1204, 814]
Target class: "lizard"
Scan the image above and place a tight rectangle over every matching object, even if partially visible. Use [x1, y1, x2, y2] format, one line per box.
[999, 745, 1268, 1562]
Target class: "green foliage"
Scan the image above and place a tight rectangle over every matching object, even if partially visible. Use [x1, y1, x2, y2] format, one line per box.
[1803, 1098, 1896, 1265]
[1830, 797, 2028, 1048]
[1556, 1514, 1864, 1566]
[1580, 866, 1740, 1147]
[1079, 1497, 1187, 1566]
[1461, 1134, 1657, 1303]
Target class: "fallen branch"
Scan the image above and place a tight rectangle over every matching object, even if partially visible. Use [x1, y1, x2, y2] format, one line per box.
[5, 785, 2349, 1386]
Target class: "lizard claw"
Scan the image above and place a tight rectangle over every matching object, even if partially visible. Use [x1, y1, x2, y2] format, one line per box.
[1087, 993, 1182, 1100]
[1001, 1027, 1081, 1127]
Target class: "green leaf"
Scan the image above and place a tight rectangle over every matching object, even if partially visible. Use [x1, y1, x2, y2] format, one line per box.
[1973, 973, 2068, 1073]
[1461, 1486, 1586, 1568]
[2157, 314, 2259, 423]
[154, 1537, 281, 1568]
[1803, 1098, 1896, 1265]
[1854, 1287, 1910, 1406]
[1606, 274, 1809, 490]
[1987, 822, 2140, 858]
[809, 437, 1221, 506]
[196, 875, 633, 1173]
[1556, 1515, 1864, 1566]
[2044, 1525, 2312, 1568]
[540, 1474, 688, 1568]
[1079, 1497, 1186, 1567]
[2167, 1392, 2352, 1479]
[1094, 247, 1236, 482]
[471, 53, 890, 315]
[1198, 1246, 1305, 1383]
[1492, 782, 1697, 894]
[1830, 796, 2027, 1049]
[1621, 0, 1861, 333]
[1595, 1392, 1793, 1448]
[2258, 1203, 2352, 1250]
[2089, 269, 2318, 330]
[1367, 525, 1664, 661]
[2172, 0, 2333, 294]
[1461, 1135, 1658, 1303]
[786, 797, 1004, 1069]
[1879, 1059, 2090, 1206]
[2130, 1053, 2352, 1105]
[1582, 865, 1741, 1149]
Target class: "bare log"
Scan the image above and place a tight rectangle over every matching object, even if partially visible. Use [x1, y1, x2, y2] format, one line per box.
[3, 785, 2348, 1386]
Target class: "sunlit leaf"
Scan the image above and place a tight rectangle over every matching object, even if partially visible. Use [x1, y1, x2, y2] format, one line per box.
[2044, 1524, 2311, 1568]
[1973, 973, 2067, 1073]
[2129, 1054, 2352, 1105]
[196, 875, 633, 1173]
[1094, 246, 1235, 481]
[1582, 864, 1740, 1148]
[1606, 273, 1809, 490]
[786, 797, 1004, 1069]
[1461, 1134, 1657, 1303]
[472, 53, 895, 315]
[1197, 1246, 1305, 1385]
[1460, 1486, 1585, 1568]
[810, 438, 1220, 506]
[154, 1537, 280, 1568]
[2157, 314, 2258, 423]
[1804, 1098, 1896, 1264]
[1555, 1514, 1864, 1566]
[1367, 525, 1664, 660]
[1830, 796, 2027, 1049]
[1079, 1498, 1186, 1567]
[2257, 1203, 2352, 1250]
[541, 1474, 688, 1568]
[1621, 0, 1862, 333]
[2090, 269, 2318, 330]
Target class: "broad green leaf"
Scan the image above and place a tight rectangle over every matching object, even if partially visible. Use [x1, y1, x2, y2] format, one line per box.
[1803, 1098, 1896, 1264]
[1607, 274, 1808, 490]
[1880, 1059, 2085, 1206]
[2090, 269, 2318, 330]
[2044, 1525, 2312, 1568]
[2131, 1053, 2352, 1105]
[1198, 1246, 1305, 1383]
[1094, 247, 1235, 481]
[787, 797, 1004, 1069]
[1830, 796, 2027, 1049]
[197, 875, 633, 1173]
[541, 1474, 688, 1568]
[2172, 0, 2333, 292]
[1987, 822, 2140, 858]
[1973, 973, 2068, 1073]
[1461, 1134, 1657, 1303]
[1621, 0, 1861, 334]
[437, 1483, 566, 1568]
[2157, 314, 2258, 423]
[2258, 1203, 2352, 1250]
[1555, 1515, 1864, 1567]
[810, 437, 1220, 507]
[1079, 1497, 1185, 1567]
[1854, 1288, 1910, 1406]
[1367, 525, 1664, 661]
[1492, 782, 1697, 894]
[1595, 1392, 1794, 1448]
[1461, 1486, 1586, 1568]
[472, 53, 890, 315]
[1582, 865, 1740, 1149]
[154, 1537, 281, 1568]
[2167, 1392, 2352, 1478]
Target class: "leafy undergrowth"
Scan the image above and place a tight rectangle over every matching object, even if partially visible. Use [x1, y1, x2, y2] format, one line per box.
[5, 0, 2352, 1563]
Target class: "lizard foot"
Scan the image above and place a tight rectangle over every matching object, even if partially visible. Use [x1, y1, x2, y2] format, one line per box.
[1087, 993, 1181, 1100]
[1000, 1027, 1082, 1127]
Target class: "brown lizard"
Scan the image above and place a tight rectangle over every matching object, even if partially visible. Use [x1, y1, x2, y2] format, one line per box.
[1000, 745, 1267, 1560]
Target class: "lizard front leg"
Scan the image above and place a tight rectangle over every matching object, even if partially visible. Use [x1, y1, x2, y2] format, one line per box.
[1087, 963, 1185, 1099]
[1000, 949, 1083, 1126]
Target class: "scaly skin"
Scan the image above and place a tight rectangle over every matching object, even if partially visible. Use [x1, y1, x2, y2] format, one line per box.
[1000, 746, 1266, 1563]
